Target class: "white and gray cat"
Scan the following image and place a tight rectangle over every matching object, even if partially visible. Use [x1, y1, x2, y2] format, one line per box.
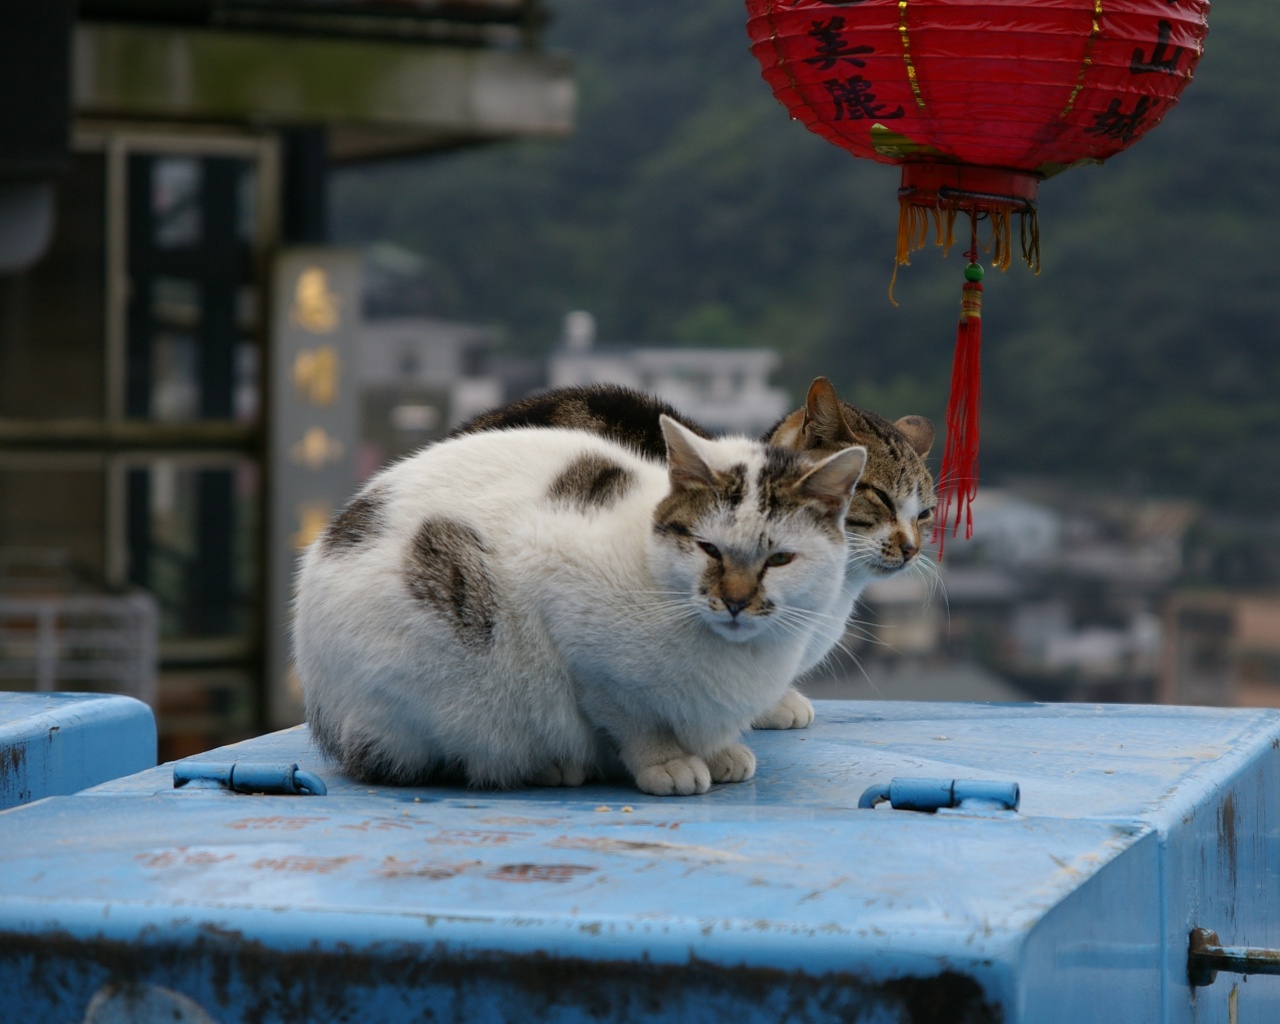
[295, 416, 866, 796]
[453, 376, 937, 730]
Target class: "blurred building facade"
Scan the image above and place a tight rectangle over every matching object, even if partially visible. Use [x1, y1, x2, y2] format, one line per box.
[818, 486, 1280, 712]
[0, 1, 573, 755]
[349, 305, 795, 473]
[1160, 592, 1280, 709]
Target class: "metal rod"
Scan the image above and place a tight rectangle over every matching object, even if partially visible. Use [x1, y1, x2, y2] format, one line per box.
[1188, 928, 1280, 987]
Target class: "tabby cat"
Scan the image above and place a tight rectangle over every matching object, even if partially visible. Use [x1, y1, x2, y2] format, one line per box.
[453, 378, 936, 729]
[295, 417, 866, 795]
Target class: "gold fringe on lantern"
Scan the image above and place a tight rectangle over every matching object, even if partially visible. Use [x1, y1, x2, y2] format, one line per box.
[890, 196, 1041, 302]
[890, 203, 940, 304]
[894, 202, 936, 268]
[1021, 211, 1042, 274]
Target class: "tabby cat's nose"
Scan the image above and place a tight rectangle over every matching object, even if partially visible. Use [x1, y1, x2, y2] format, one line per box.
[723, 596, 750, 617]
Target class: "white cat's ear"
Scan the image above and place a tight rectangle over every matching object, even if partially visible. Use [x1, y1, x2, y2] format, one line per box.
[796, 445, 866, 513]
[660, 414, 716, 490]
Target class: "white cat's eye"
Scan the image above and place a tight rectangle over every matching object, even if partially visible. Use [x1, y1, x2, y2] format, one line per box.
[697, 541, 723, 560]
[764, 551, 795, 568]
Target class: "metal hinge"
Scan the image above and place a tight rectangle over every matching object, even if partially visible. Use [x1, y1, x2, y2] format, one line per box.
[858, 777, 1020, 813]
[1188, 928, 1280, 987]
[173, 761, 328, 796]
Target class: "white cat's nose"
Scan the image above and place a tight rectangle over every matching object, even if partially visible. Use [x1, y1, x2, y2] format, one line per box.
[723, 596, 750, 617]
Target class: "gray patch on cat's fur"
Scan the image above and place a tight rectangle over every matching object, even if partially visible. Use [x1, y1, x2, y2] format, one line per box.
[653, 481, 720, 548]
[549, 453, 636, 511]
[405, 517, 498, 648]
[321, 489, 386, 553]
[754, 449, 845, 539]
[755, 449, 801, 518]
[450, 383, 710, 460]
[718, 464, 748, 508]
[653, 456, 809, 546]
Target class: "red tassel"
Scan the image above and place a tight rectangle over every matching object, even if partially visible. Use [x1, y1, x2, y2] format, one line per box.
[935, 270, 983, 559]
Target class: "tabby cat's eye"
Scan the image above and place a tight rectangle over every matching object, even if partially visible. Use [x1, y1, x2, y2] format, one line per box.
[917, 507, 935, 522]
[697, 541, 722, 560]
[764, 551, 795, 568]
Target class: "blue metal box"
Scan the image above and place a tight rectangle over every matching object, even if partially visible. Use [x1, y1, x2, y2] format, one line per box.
[0, 691, 156, 809]
[0, 701, 1276, 1022]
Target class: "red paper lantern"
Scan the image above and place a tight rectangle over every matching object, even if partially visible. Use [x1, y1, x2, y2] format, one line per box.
[746, 0, 1210, 549]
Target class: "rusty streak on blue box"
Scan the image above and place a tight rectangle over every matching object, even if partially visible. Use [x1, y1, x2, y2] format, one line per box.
[0, 691, 156, 809]
[0, 700, 1276, 1022]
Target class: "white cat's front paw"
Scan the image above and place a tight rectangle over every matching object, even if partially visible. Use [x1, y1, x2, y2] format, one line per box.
[635, 756, 711, 796]
[529, 762, 587, 787]
[751, 688, 814, 730]
[706, 742, 756, 784]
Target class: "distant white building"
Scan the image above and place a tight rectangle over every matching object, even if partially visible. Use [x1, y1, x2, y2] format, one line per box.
[353, 317, 505, 476]
[352, 306, 795, 474]
[547, 311, 791, 437]
[356, 316, 503, 423]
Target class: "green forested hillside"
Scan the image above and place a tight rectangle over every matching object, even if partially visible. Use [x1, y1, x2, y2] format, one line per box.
[332, 1, 1280, 513]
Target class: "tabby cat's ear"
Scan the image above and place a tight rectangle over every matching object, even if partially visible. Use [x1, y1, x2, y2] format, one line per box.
[894, 415, 935, 457]
[660, 414, 716, 490]
[795, 445, 867, 514]
[801, 377, 858, 449]
[769, 408, 806, 450]
[768, 377, 856, 452]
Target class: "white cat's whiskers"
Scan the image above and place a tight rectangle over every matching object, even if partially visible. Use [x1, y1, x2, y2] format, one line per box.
[804, 625, 880, 696]
[849, 654, 885, 697]
[857, 622, 905, 660]
[772, 602, 845, 633]
[771, 607, 888, 665]
[780, 602, 849, 625]
[843, 540, 878, 563]
[842, 535, 883, 574]
[840, 617, 888, 647]
[630, 598, 704, 630]
[768, 607, 822, 646]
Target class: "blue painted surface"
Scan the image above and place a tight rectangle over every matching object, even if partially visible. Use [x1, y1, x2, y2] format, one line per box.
[0, 700, 1277, 1023]
[0, 691, 157, 810]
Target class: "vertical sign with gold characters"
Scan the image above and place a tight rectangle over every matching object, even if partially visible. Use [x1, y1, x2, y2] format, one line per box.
[266, 248, 361, 728]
